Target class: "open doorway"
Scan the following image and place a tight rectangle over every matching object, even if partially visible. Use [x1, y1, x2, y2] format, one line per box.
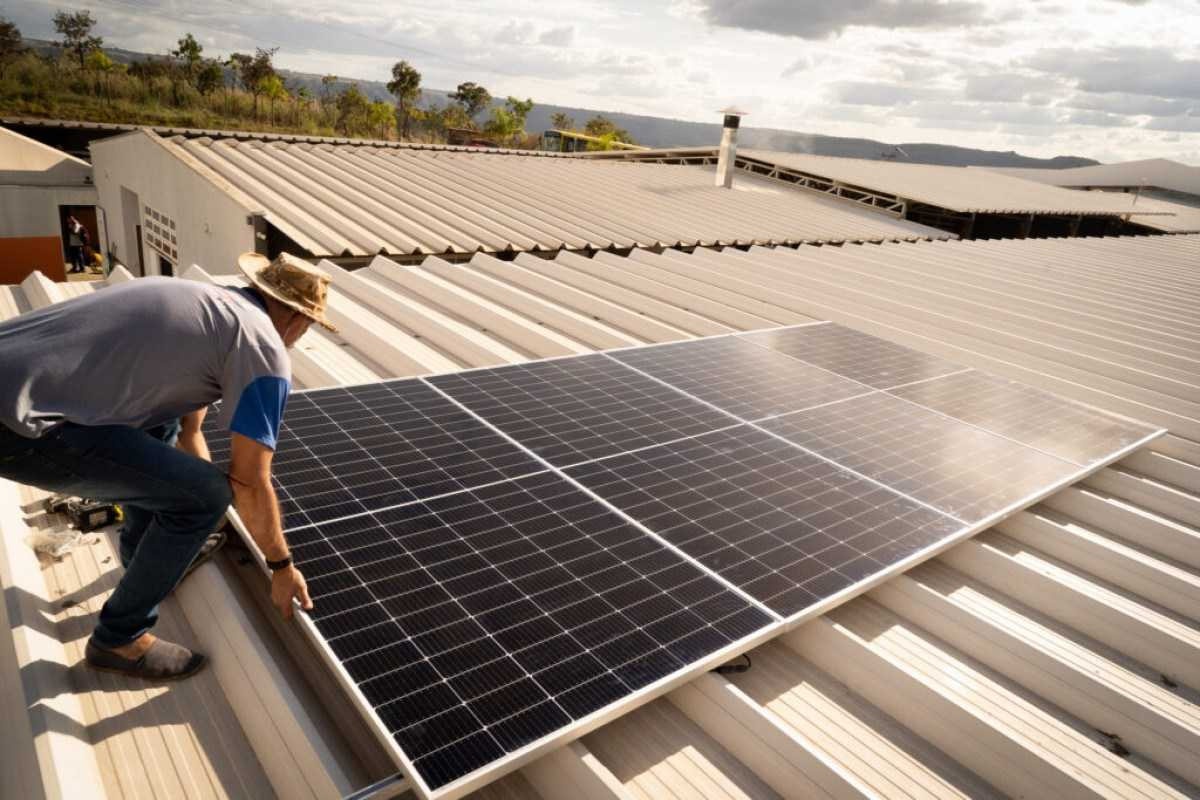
[59, 205, 100, 274]
[120, 186, 145, 276]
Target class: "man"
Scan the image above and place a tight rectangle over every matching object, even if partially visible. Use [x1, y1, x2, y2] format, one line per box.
[0, 253, 335, 680]
[66, 215, 85, 274]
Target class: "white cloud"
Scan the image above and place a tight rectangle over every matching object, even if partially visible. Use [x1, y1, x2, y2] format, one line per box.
[538, 25, 575, 47]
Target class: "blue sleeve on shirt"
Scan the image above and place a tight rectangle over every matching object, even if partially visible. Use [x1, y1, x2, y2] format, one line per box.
[229, 376, 290, 449]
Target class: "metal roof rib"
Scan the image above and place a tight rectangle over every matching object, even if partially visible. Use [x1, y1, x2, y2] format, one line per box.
[1, 234, 1197, 800]
[148, 135, 949, 257]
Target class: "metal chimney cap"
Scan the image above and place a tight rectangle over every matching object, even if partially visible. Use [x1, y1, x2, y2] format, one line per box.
[718, 106, 749, 116]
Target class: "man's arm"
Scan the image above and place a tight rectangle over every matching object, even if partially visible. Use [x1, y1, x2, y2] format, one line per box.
[178, 408, 211, 461]
[228, 432, 313, 620]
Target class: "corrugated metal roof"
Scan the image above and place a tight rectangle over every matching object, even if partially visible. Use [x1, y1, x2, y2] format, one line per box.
[4, 115, 567, 155]
[2, 234, 1198, 800]
[588, 146, 1179, 218]
[986, 158, 1200, 197]
[1090, 194, 1200, 233]
[159, 134, 949, 257]
[734, 149, 1177, 216]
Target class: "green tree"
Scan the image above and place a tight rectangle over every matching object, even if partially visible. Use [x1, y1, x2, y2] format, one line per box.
[448, 81, 491, 126]
[230, 47, 276, 118]
[294, 84, 313, 124]
[386, 59, 421, 140]
[196, 59, 223, 96]
[485, 97, 533, 145]
[506, 96, 533, 129]
[54, 10, 103, 70]
[320, 74, 338, 103]
[368, 100, 394, 139]
[483, 107, 517, 142]
[0, 16, 24, 79]
[85, 48, 114, 102]
[438, 103, 470, 131]
[171, 32, 203, 87]
[319, 74, 338, 126]
[335, 83, 371, 135]
[259, 73, 287, 124]
[584, 114, 635, 144]
[549, 111, 574, 131]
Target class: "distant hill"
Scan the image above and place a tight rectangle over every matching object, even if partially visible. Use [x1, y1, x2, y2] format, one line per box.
[23, 39, 1098, 169]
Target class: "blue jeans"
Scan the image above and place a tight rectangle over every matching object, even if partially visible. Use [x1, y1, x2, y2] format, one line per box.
[0, 421, 231, 648]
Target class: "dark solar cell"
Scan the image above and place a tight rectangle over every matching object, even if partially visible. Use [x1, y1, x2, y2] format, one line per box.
[607, 335, 868, 421]
[887, 369, 1158, 467]
[206, 379, 545, 530]
[567, 426, 961, 617]
[294, 472, 772, 789]
[760, 392, 1077, 523]
[428, 355, 736, 466]
[742, 323, 963, 389]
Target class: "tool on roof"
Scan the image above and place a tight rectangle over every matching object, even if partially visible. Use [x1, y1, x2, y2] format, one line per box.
[43, 495, 123, 533]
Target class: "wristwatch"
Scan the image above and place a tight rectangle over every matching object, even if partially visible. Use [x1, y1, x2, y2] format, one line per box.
[266, 554, 293, 571]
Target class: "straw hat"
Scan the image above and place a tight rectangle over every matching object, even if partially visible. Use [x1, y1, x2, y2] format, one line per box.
[237, 252, 338, 333]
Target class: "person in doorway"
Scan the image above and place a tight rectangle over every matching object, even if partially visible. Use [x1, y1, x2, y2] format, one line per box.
[66, 215, 86, 274]
[0, 253, 335, 680]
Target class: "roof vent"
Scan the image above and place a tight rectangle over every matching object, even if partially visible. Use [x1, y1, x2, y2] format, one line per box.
[715, 107, 747, 189]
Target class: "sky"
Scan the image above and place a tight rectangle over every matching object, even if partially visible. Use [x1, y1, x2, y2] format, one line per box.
[10, 0, 1200, 164]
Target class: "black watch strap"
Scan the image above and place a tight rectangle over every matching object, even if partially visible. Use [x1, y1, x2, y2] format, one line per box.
[266, 554, 293, 571]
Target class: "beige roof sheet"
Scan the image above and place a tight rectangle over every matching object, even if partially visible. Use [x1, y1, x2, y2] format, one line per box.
[2, 235, 1199, 800]
[985, 158, 1200, 197]
[736, 149, 1174, 216]
[165, 136, 948, 257]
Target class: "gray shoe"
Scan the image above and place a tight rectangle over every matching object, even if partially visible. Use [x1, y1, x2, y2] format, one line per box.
[85, 637, 206, 681]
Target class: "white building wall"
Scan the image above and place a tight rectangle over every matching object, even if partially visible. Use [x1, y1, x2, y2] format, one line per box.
[0, 185, 97, 237]
[90, 131, 256, 277]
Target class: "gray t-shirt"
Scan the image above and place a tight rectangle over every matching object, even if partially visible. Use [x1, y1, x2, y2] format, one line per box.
[0, 278, 292, 447]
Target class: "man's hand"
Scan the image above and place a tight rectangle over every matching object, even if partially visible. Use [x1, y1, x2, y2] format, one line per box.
[228, 433, 312, 619]
[271, 564, 313, 620]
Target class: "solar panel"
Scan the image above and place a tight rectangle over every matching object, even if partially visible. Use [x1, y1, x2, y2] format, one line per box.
[206, 379, 545, 530]
[566, 426, 962, 617]
[607, 334, 868, 421]
[759, 391, 1078, 523]
[203, 321, 1161, 798]
[428, 354, 735, 467]
[886, 369, 1159, 467]
[742, 323, 964, 389]
[285, 471, 774, 789]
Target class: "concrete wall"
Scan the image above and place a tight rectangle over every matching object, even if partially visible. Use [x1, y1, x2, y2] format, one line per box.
[0, 127, 100, 283]
[90, 131, 256, 276]
[0, 185, 99, 283]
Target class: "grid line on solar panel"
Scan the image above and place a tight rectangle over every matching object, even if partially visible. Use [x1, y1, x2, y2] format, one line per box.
[759, 392, 1078, 524]
[605, 335, 871, 421]
[566, 425, 962, 618]
[205, 379, 546, 530]
[885, 369, 1160, 467]
[427, 354, 738, 467]
[740, 323, 965, 390]
[292, 471, 772, 789]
